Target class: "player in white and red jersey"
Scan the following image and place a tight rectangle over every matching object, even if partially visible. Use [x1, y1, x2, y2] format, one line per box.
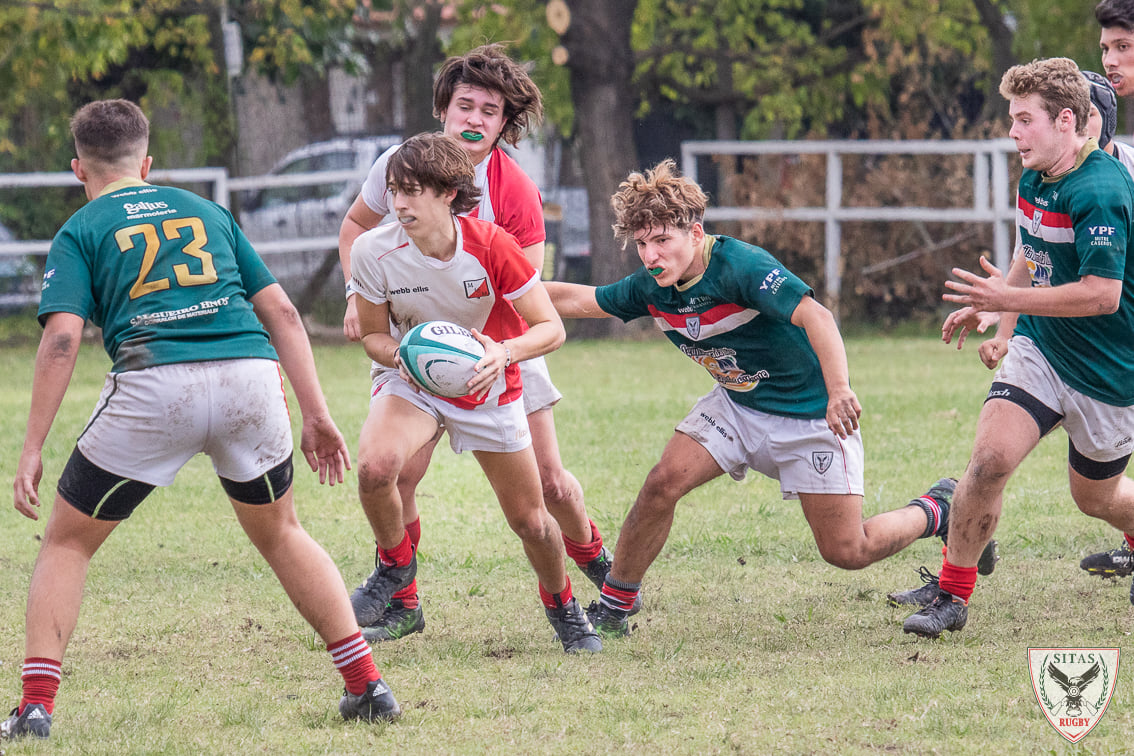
[338, 44, 613, 642]
[346, 133, 600, 653]
[352, 204, 534, 411]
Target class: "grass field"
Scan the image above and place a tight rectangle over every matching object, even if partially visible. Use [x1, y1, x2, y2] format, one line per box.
[0, 332, 1131, 755]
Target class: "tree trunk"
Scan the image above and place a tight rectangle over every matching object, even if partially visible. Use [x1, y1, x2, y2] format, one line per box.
[558, 0, 640, 337]
[401, 0, 445, 137]
[972, 0, 1016, 122]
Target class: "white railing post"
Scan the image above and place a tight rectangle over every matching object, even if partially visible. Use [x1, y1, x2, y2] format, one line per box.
[825, 149, 842, 321]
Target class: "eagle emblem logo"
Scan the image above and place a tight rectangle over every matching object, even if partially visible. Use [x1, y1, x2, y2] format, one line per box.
[1029, 648, 1119, 743]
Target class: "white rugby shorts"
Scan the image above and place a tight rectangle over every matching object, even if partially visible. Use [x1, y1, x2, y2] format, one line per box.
[995, 336, 1134, 462]
[76, 358, 293, 486]
[520, 355, 563, 414]
[372, 372, 531, 454]
[675, 385, 865, 499]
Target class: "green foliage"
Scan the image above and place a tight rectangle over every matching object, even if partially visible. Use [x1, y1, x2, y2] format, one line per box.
[635, 0, 856, 138]
[450, 0, 1012, 141]
[449, 0, 575, 136]
[0, 0, 366, 239]
[234, 0, 369, 82]
[1010, 0, 1100, 64]
[0, 0, 363, 163]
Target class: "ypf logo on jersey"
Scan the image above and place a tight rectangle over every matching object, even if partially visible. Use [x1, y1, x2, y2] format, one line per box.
[1029, 648, 1119, 743]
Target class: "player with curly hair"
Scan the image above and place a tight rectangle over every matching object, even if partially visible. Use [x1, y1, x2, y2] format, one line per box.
[544, 159, 958, 637]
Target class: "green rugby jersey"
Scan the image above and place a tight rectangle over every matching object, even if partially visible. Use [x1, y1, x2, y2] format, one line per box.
[1014, 144, 1134, 405]
[40, 179, 278, 372]
[595, 235, 827, 418]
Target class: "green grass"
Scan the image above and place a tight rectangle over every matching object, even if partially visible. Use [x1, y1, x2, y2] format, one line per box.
[0, 333, 1131, 755]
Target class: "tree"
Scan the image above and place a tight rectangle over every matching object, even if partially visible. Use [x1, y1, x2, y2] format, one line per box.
[554, 1, 641, 288]
[0, 0, 363, 168]
[354, 0, 448, 136]
[0, 0, 364, 239]
[450, 0, 641, 336]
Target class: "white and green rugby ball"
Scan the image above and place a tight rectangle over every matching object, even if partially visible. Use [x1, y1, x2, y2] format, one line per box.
[399, 321, 486, 398]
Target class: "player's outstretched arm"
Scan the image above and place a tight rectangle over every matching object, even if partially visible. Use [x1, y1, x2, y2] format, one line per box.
[791, 295, 861, 440]
[249, 283, 350, 485]
[543, 281, 609, 319]
[338, 194, 385, 343]
[14, 312, 84, 519]
[946, 254, 1121, 318]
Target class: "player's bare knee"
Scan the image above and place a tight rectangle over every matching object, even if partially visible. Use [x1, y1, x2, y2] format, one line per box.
[817, 541, 870, 570]
[1071, 490, 1118, 519]
[356, 453, 402, 495]
[639, 468, 685, 509]
[965, 451, 1014, 489]
[539, 467, 577, 509]
[506, 509, 555, 544]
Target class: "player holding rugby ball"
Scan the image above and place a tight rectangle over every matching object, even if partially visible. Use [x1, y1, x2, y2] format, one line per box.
[339, 44, 615, 642]
[347, 132, 601, 654]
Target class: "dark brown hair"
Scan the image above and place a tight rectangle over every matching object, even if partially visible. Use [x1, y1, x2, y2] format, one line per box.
[432, 43, 543, 147]
[386, 132, 482, 215]
[70, 99, 149, 164]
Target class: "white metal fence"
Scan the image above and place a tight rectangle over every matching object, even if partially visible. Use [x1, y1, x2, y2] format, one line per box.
[0, 139, 1025, 318]
[681, 138, 1021, 319]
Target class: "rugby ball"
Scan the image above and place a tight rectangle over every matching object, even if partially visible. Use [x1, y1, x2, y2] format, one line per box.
[399, 321, 486, 398]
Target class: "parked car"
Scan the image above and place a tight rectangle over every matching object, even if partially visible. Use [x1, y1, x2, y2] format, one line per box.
[0, 221, 39, 314]
[238, 135, 401, 244]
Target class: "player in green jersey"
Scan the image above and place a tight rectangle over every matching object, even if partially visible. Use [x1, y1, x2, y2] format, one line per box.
[902, 58, 1134, 638]
[2, 100, 397, 741]
[544, 159, 961, 638]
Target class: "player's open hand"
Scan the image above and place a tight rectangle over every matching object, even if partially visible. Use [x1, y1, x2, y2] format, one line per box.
[942, 306, 1000, 350]
[299, 413, 351, 485]
[13, 449, 44, 520]
[825, 386, 862, 439]
[944, 256, 1009, 312]
[467, 328, 505, 400]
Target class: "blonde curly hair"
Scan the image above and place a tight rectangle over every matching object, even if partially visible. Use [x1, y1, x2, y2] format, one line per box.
[610, 159, 708, 246]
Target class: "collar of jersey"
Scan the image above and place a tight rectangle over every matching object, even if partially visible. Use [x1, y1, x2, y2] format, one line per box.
[98, 177, 150, 197]
[1042, 138, 1098, 183]
[674, 234, 716, 292]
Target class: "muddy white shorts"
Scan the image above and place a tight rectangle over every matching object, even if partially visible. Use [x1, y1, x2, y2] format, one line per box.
[76, 358, 293, 487]
[994, 335, 1134, 463]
